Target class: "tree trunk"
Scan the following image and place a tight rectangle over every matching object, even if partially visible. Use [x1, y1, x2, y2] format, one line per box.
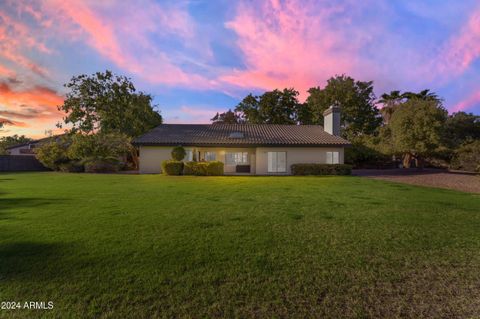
[402, 153, 412, 168]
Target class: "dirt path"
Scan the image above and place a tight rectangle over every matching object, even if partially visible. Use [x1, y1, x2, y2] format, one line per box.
[354, 169, 480, 194]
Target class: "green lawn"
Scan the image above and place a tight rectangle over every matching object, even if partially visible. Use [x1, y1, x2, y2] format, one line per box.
[0, 173, 479, 318]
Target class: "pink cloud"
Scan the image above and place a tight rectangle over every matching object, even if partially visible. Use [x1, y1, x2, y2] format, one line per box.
[44, 0, 214, 88]
[0, 81, 64, 132]
[0, 10, 51, 77]
[452, 91, 480, 112]
[222, 0, 357, 100]
[435, 6, 480, 78]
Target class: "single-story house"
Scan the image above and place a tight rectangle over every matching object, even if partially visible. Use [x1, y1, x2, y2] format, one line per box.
[133, 106, 350, 175]
[5, 135, 65, 156]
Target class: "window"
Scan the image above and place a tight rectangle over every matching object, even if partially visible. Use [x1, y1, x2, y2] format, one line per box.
[326, 151, 339, 164]
[226, 152, 249, 165]
[204, 151, 216, 161]
[185, 150, 193, 161]
[267, 152, 286, 173]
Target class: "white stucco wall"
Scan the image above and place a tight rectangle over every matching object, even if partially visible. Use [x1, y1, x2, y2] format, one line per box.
[255, 147, 345, 175]
[139, 145, 345, 175]
[6, 146, 35, 156]
[139, 146, 173, 174]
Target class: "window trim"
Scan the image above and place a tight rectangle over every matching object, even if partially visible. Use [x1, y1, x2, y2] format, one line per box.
[225, 152, 249, 165]
[326, 151, 339, 164]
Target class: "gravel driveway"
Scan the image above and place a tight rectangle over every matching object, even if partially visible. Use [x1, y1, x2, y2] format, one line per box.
[354, 169, 480, 194]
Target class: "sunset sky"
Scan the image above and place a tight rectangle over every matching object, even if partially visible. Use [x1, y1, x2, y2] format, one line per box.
[1, 0, 480, 138]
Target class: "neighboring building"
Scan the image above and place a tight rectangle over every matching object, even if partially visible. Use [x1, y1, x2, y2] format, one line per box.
[5, 135, 65, 156]
[134, 106, 350, 175]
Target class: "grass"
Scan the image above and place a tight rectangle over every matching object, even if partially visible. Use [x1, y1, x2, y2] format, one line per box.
[0, 172, 479, 318]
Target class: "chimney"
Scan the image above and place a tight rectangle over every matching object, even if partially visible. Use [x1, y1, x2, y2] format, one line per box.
[323, 105, 341, 136]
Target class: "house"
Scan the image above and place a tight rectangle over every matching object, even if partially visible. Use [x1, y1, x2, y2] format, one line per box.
[5, 135, 65, 156]
[133, 106, 350, 175]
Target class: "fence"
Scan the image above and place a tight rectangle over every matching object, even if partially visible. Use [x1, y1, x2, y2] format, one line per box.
[0, 155, 49, 172]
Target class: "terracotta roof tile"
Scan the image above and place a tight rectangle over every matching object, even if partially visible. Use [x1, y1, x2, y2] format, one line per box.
[133, 124, 350, 147]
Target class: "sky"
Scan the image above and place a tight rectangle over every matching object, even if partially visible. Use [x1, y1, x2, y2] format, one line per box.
[1, 0, 480, 138]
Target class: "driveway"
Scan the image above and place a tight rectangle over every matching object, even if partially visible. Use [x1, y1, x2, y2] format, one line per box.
[354, 169, 480, 194]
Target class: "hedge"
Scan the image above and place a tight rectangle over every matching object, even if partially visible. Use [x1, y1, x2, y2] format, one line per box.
[161, 160, 184, 175]
[291, 163, 352, 175]
[183, 161, 224, 176]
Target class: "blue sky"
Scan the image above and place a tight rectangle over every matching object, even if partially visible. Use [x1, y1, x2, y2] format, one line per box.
[0, 0, 479, 137]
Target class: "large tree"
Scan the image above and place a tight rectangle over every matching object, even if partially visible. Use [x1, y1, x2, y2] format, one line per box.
[306, 75, 381, 139]
[390, 98, 448, 168]
[233, 88, 306, 124]
[58, 70, 162, 137]
[0, 135, 33, 155]
[378, 89, 443, 125]
[211, 109, 243, 124]
[443, 112, 480, 146]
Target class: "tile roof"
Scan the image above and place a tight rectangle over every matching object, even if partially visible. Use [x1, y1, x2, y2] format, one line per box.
[133, 124, 350, 147]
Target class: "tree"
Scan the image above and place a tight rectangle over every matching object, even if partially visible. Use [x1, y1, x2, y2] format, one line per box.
[450, 140, 480, 172]
[390, 98, 448, 168]
[58, 70, 162, 137]
[67, 132, 134, 172]
[378, 89, 443, 125]
[306, 75, 381, 139]
[35, 136, 71, 170]
[0, 135, 33, 155]
[171, 146, 186, 161]
[234, 89, 303, 124]
[211, 110, 243, 124]
[443, 112, 480, 146]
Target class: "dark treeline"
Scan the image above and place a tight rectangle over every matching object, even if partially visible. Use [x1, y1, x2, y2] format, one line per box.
[211, 74, 480, 171]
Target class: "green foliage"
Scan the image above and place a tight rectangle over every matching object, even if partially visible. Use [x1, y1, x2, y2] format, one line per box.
[161, 160, 184, 175]
[58, 70, 162, 137]
[35, 136, 71, 170]
[306, 75, 381, 139]
[0, 135, 33, 155]
[291, 164, 352, 175]
[171, 146, 186, 161]
[450, 140, 480, 172]
[183, 161, 224, 176]
[390, 98, 448, 161]
[68, 132, 133, 170]
[443, 112, 480, 147]
[211, 109, 243, 124]
[234, 89, 305, 124]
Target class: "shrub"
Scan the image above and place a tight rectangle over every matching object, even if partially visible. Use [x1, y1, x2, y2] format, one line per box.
[171, 146, 186, 161]
[58, 161, 84, 173]
[291, 164, 352, 175]
[161, 160, 184, 175]
[84, 161, 120, 173]
[183, 161, 224, 176]
[35, 136, 71, 170]
[450, 140, 480, 172]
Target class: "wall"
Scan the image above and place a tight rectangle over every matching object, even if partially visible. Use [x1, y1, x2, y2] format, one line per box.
[255, 147, 345, 175]
[194, 147, 256, 174]
[138, 146, 256, 174]
[139, 146, 173, 173]
[7, 146, 35, 156]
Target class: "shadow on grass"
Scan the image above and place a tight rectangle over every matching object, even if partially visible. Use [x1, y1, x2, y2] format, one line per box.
[0, 193, 68, 221]
[0, 241, 78, 282]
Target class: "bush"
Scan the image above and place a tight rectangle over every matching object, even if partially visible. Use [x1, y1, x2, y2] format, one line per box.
[183, 161, 224, 176]
[291, 164, 352, 175]
[58, 161, 84, 173]
[171, 146, 186, 161]
[450, 140, 480, 172]
[35, 136, 71, 170]
[161, 160, 184, 175]
[84, 161, 120, 173]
